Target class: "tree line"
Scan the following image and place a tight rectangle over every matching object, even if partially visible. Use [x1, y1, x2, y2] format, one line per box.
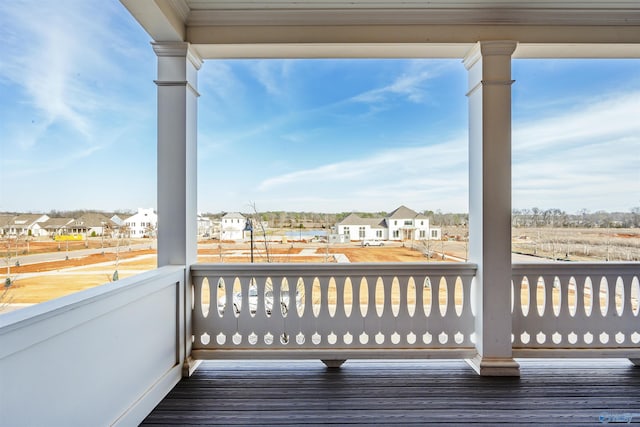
[5, 206, 638, 229]
[512, 207, 640, 228]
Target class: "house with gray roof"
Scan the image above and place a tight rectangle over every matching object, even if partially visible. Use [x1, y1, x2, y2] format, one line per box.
[220, 212, 246, 241]
[6, 214, 50, 237]
[41, 218, 75, 237]
[69, 213, 115, 237]
[0, 214, 16, 236]
[336, 213, 388, 241]
[336, 206, 441, 242]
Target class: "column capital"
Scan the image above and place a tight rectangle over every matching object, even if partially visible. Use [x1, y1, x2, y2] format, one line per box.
[463, 41, 518, 70]
[152, 41, 203, 70]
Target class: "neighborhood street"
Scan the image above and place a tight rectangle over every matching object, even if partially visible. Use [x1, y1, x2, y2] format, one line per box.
[9, 242, 157, 267]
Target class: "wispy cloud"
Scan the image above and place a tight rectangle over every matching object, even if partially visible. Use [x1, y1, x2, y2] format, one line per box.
[201, 61, 246, 106]
[249, 60, 295, 97]
[0, 1, 143, 149]
[256, 139, 468, 212]
[351, 69, 434, 104]
[252, 89, 639, 213]
[514, 92, 640, 153]
[513, 91, 640, 211]
[348, 61, 448, 107]
[0, 0, 157, 211]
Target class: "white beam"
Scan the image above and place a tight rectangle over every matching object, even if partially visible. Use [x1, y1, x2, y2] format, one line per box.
[121, 0, 187, 42]
[464, 41, 520, 377]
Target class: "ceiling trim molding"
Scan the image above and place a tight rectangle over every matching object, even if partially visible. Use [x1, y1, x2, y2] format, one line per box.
[166, 0, 190, 22]
[184, 1, 640, 10]
[187, 8, 640, 27]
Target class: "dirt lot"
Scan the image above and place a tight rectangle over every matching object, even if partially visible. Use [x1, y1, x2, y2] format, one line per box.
[512, 227, 640, 261]
[2, 244, 439, 307]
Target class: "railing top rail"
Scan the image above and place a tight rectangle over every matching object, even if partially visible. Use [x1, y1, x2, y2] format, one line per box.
[191, 262, 478, 277]
[0, 265, 186, 331]
[512, 262, 640, 275]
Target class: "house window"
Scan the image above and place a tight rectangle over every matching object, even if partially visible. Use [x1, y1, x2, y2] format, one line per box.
[420, 230, 426, 238]
[404, 220, 412, 226]
[394, 220, 397, 226]
[359, 227, 365, 239]
[393, 230, 399, 238]
[376, 230, 382, 238]
[421, 221, 424, 226]
[344, 228, 350, 236]
[431, 230, 438, 238]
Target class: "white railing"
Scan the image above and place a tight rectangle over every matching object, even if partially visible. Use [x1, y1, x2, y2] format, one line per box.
[191, 263, 477, 359]
[0, 266, 186, 427]
[512, 263, 640, 358]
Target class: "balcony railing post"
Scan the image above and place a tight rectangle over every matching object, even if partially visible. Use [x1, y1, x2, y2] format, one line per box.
[464, 41, 520, 376]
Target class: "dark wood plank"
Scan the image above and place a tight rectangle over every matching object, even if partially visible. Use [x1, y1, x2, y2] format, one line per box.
[142, 359, 640, 425]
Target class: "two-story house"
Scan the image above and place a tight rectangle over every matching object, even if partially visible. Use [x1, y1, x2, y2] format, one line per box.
[336, 205, 441, 243]
[124, 208, 158, 238]
[197, 214, 213, 238]
[220, 212, 246, 241]
[387, 205, 440, 241]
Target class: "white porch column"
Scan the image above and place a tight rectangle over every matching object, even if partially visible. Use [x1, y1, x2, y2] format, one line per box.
[463, 41, 520, 376]
[153, 42, 202, 376]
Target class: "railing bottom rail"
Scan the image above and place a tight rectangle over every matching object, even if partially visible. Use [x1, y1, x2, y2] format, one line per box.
[192, 348, 477, 361]
[513, 348, 640, 359]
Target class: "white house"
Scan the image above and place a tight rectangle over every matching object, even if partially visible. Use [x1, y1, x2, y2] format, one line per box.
[197, 214, 213, 238]
[336, 206, 441, 242]
[0, 214, 16, 236]
[6, 214, 49, 237]
[336, 213, 388, 241]
[124, 208, 158, 238]
[387, 205, 441, 241]
[220, 212, 246, 241]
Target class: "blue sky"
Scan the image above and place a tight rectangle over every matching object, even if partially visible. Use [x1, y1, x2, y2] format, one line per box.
[1, 1, 638, 215]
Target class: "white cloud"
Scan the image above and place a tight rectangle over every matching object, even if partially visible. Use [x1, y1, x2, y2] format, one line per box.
[248, 60, 296, 97]
[0, 0, 157, 211]
[349, 61, 443, 106]
[514, 92, 640, 153]
[513, 91, 640, 212]
[256, 139, 468, 212]
[253, 89, 639, 213]
[0, 1, 138, 149]
[201, 61, 245, 105]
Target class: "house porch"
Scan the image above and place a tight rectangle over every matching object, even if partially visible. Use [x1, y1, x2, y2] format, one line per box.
[1, 1, 639, 426]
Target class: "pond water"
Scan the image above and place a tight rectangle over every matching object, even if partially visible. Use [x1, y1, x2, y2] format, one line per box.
[284, 229, 327, 238]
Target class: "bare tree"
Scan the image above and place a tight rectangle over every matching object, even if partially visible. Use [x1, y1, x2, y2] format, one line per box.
[1, 236, 16, 311]
[109, 224, 129, 281]
[249, 202, 271, 263]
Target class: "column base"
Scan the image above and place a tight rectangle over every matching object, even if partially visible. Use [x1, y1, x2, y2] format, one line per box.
[322, 359, 346, 368]
[466, 354, 520, 377]
[182, 356, 202, 377]
[629, 358, 640, 367]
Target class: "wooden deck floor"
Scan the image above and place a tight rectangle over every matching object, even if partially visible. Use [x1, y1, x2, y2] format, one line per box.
[142, 359, 640, 426]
